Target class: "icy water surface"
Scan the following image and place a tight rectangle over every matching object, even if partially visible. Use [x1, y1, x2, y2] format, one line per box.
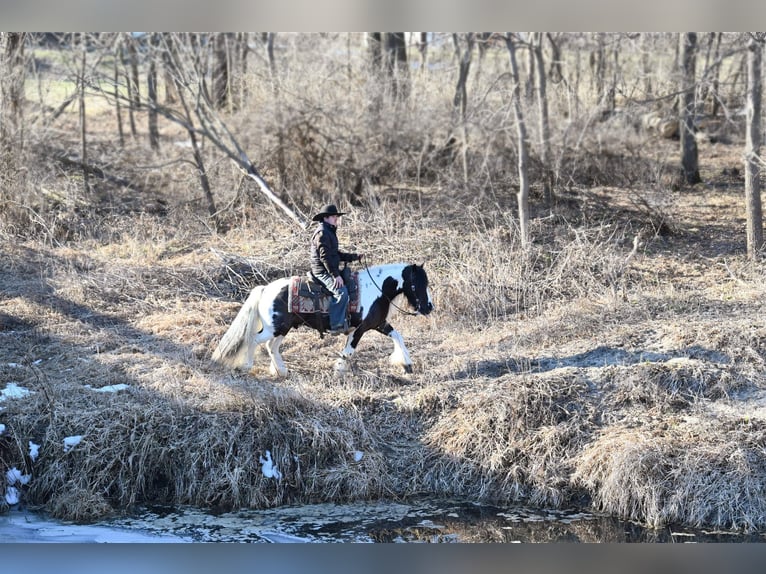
[4, 498, 764, 542]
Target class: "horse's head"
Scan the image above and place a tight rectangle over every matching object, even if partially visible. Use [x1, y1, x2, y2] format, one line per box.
[402, 263, 434, 316]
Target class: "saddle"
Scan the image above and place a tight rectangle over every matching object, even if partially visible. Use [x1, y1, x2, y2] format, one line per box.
[288, 271, 360, 315]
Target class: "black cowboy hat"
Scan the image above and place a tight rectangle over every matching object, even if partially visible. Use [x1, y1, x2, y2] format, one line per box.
[311, 204, 347, 221]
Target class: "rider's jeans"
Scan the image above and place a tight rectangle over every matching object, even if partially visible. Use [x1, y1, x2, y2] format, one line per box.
[314, 273, 349, 330]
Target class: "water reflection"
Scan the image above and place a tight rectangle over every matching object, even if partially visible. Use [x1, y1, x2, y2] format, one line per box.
[103, 499, 766, 543]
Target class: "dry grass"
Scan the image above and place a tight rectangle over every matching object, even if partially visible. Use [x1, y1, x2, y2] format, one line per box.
[3, 35, 766, 533]
[574, 417, 766, 531]
[5, 170, 766, 531]
[4, 142, 766, 532]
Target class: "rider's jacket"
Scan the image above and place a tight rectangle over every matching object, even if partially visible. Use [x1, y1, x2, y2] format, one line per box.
[310, 221, 360, 279]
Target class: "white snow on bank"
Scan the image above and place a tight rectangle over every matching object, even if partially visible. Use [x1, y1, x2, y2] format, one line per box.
[63, 435, 83, 453]
[0, 510, 191, 543]
[1, 382, 32, 402]
[5, 486, 20, 505]
[259, 450, 282, 480]
[29, 442, 39, 461]
[7, 467, 31, 486]
[85, 383, 130, 393]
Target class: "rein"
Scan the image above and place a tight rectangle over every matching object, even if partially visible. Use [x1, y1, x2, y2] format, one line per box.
[364, 265, 419, 317]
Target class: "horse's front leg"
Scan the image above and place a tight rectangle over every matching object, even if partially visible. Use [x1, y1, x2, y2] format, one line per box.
[377, 322, 413, 373]
[335, 327, 361, 374]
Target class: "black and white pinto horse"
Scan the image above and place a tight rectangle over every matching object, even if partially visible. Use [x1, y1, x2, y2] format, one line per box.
[212, 263, 433, 376]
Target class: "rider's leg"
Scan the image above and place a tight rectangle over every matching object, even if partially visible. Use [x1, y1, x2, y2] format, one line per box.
[328, 285, 349, 331]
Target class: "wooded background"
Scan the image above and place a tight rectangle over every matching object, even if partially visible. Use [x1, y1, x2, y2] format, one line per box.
[0, 32, 763, 252]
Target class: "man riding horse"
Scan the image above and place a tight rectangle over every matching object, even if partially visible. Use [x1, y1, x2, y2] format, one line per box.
[309, 204, 363, 335]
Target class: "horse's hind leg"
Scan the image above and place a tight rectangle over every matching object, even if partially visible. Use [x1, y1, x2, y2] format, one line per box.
[266, 335, 288, 377]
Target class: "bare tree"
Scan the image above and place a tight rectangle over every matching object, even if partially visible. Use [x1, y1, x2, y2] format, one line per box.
[158, 34, 303, 228]
[213, 33, 231, 111]
[122, 33, 138, 138]
[0, 32, 26, 156]
[147, 34, 160, 151]
[127, 34, 141, 108]
[679, 32, 701, 185]
[78, 33, 89, 195]
[366, 32, 382, 70]
[0, 32, 27, 201]
[266, 32, 287, 194]
[112, 35, 125, 147]
[532, 32, 554, 211]
[505, 33, 531, 248]
[452, 33, 475, 186]
[416, 32, 428, 72]
[365, 33, 384, 119]
[745, 33, 764, 259]
[383, 32, 409, 99]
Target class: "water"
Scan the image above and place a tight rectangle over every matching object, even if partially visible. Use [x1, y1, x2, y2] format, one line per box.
[4, 498, 764, 543]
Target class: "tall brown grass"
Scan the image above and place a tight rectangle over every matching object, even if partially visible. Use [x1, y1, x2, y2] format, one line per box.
[2, 34, 765, 533]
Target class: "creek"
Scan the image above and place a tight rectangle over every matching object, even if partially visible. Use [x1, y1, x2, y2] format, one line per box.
[3, 498, 764, 543]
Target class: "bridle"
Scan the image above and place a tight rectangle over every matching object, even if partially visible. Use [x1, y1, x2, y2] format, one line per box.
[364, 265, 420, 317]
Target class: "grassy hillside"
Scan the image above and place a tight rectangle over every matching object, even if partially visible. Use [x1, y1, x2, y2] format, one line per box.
[2, 33, 766, 532]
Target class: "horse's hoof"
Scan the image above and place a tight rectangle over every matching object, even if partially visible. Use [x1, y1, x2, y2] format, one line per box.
[403, 364, 413, 374]
[335, 358, 350, 374]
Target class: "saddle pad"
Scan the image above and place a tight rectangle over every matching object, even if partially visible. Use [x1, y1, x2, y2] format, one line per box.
[288, 274, 360, 315]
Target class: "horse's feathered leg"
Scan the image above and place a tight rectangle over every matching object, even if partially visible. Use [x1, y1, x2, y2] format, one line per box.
[335, 328, 359, 373]
[377, 322, 413, 373]
[266, 335, 287, 377]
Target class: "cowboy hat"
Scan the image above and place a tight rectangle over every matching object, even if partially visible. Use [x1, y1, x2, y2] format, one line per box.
[311, 204, 347, 222]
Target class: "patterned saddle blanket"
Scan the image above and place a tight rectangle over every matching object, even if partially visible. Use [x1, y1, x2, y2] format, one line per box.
[288, 273, 360, 315]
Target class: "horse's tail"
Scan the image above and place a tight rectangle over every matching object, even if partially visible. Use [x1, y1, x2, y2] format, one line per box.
[212, 285, 265, 368]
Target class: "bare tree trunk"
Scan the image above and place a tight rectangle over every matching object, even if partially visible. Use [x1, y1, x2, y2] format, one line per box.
[532, 32, 553, 211]
[128, 36, 141, 107]
[163, 35, 179, 105]
[113, 36, 125, 147]
[417, 32, 428, 72]
[525, 33, 536, 101]
[679, 32, 701, 185]
[710, 32, 723, 117]
[367, 32, 382, 70]
[213, 33, 230, 111]
[606, 34, 620, 113]
[147, 34, 160, 151]
[505, 33, 531, 248]
[123, 34, 138, 138]
[640, 33, 653, 97]
[0, 32, 27, 199]
[236, 33, 250, 109]
[79, 33, 89, 196]
[745, 35, 764, 259]
[266, 33, 287, 194]
[452, 33, 474, 186]
[365, 33, 383, 121]
[1, 33, 26, 154]
[383, 32, 409, 99]
[592, 32, 606, 105]
[176, 84, 217, 221]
